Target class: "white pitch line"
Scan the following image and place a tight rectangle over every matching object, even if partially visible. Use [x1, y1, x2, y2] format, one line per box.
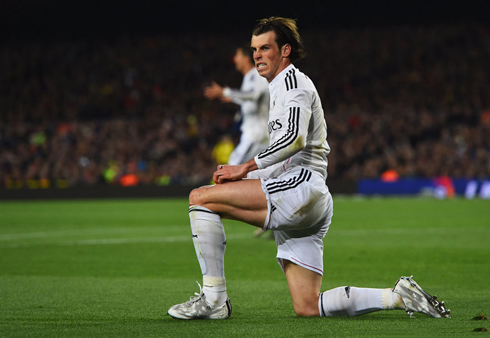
[0, 226, 485, 249]
[0, 233, 253, 248]
[0, 225, 184, 241]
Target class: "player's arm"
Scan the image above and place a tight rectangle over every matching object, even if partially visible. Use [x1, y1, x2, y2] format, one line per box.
[213, 158, 258, 184]
[204, 82, 257, 105]
[223, 77, 268, 104]
[254, 89, 311, 169]
[223, 87, 261, 103]
[204, 81, 224, 99]
[213, 91, 310, 184]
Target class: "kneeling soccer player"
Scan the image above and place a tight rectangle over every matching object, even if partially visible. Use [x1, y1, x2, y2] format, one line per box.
[168, 17, 450, 320]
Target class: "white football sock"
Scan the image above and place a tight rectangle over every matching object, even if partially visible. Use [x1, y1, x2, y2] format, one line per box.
[319, 286, 400, 316]
[189, 205, 227, 306]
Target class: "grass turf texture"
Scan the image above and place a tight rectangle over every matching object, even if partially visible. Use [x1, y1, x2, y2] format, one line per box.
[0, 197, 488, 337]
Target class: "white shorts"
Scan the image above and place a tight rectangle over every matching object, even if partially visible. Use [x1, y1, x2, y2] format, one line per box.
[248, 167, 333, 275]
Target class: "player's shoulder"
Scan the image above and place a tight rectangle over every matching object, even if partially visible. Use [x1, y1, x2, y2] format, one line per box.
[281, 67, 314, 93]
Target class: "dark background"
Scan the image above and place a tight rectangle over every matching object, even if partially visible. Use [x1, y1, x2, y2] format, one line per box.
[1, 0, 489, 197]
[1, 0, 488, 42]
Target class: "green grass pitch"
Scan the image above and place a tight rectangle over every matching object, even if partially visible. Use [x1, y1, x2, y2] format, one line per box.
[0, 197, 488, 337]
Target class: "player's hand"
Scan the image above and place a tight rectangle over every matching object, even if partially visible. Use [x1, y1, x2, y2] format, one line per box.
[204, 81, 224, 99]
[213, 164, 248, 184]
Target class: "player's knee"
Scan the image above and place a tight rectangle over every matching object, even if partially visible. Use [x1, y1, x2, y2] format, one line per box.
[292, 297, 320, 317]
[189, 188, 201, 205]
[293, 302, 320, 317]
[189, 186, 209, 206]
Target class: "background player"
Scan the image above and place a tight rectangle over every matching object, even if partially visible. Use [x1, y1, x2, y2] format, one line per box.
[169, 17, 450, 320]
[204, 44, 270, 165]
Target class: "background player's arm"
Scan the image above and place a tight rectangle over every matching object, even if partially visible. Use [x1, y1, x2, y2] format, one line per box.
[204, 82, 253, 104]
[223, 77, 268, 105]
[203, 81, 224, 99]
[223, 87, 262, 104]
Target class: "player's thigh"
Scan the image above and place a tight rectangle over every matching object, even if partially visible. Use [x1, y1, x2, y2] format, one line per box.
[190, 179, 268, 226]
[284, 260, 322, 316]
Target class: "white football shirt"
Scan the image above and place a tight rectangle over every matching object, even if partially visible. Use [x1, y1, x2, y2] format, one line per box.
[254, 64, 330, 180]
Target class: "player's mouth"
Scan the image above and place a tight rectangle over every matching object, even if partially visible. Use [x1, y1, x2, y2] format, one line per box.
[256, 63, 266, 70]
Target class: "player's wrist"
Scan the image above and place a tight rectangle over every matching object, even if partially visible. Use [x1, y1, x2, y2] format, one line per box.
[241, 159, 258, 174]
[222, 87, 231, 97]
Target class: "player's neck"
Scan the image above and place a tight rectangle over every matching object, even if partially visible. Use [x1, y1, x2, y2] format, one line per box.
[268, 59, 292, 83]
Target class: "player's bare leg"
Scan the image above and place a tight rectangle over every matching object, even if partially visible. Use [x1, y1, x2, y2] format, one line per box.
[284, 260, 407, 317]
[284, 260, 322, 316]
[189, 179, 268, 227]
[169, 178, 268, 320]
[284, 260, 451, 318]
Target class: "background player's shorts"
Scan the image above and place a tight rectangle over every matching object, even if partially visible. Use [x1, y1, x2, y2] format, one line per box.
[249, 167, 333, 275]
[227, 134, 268, 165]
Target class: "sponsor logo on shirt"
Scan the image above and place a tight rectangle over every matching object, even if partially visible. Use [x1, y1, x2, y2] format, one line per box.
[268, 119, 282, 134]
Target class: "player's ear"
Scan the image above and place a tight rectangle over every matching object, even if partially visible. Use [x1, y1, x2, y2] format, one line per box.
[282, 44, 291, 58]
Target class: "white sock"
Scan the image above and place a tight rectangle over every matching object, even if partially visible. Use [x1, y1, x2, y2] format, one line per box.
[318, 286, 400, 316]
[189, 205, 227, 306]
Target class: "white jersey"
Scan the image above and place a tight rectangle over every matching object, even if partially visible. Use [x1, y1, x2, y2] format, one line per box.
[253, 64, 330, 180]
[223, 68, 270, 143]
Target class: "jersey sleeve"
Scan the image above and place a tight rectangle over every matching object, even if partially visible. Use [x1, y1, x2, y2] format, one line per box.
[223, 88, 259, 104]
[223, 78, 268, 106]
[254, 88, 312, 169]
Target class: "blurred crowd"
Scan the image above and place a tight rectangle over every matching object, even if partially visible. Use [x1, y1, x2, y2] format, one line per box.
[1, 23, 489, 188]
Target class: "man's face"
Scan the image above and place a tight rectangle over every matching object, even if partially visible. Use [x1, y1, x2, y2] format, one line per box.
[251, 31, 289, 82]
[233, 48, 248, 73]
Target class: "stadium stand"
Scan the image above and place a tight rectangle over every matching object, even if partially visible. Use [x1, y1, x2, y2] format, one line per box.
[1, 23, 489, 189]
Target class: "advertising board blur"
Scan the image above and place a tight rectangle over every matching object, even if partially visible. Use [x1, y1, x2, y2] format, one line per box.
[358, 178, 490, 199]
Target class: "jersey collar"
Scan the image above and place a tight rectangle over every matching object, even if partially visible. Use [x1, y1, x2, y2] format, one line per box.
[269, 64, 296, 91]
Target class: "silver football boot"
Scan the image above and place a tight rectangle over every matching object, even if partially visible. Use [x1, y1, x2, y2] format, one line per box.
[168, 282, 232, 320]
[393, 276, 451, 318]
